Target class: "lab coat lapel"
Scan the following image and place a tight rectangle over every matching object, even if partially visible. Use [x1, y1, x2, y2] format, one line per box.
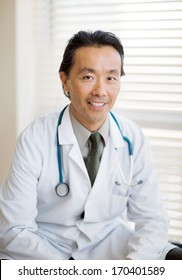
[93, 113, 126, 190]
[109, 112, 125, 150]
[57, 106, 88, 177]
[57, 108, 125, 193]
[77, 113, 126, 240]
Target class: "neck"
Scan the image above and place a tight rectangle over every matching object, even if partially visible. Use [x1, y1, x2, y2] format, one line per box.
[69, 106, 107, 132]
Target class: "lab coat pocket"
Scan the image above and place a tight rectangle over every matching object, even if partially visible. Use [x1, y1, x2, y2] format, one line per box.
[112, 181, 129, 197]
[105, 191, 129, 220]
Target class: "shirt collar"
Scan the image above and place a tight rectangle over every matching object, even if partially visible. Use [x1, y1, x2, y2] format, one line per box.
[69, 109, 109, 150]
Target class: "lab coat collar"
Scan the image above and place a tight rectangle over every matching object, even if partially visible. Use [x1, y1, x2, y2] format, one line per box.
[58, 106, 125, 149]
[57, 105, 89, 179]
[109, 112, 125, 149]
[58, 105, 76, 145]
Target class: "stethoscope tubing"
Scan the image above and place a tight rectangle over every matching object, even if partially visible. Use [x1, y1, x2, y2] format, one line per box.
[109, 111, 133, 156]
[56, 106, 134, 197]
[57, 106, 68, 185]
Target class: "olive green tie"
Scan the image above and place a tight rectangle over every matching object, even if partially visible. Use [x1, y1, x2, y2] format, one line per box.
[85, 132, 102, 186]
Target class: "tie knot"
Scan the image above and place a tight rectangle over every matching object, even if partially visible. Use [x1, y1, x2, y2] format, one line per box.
[90, 132, 101, 149]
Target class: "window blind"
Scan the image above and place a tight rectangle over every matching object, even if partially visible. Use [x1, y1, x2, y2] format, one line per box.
[30, 0, 182, 244]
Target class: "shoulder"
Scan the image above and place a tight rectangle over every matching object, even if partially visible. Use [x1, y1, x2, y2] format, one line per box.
[20, 110, 60, 139]
[109, 112, 150, 154]
[16, 110, 61, 151]
[110, 112, 144, 139]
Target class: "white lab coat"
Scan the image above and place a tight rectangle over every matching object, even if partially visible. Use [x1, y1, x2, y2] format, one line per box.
[0, 106, 174, 260]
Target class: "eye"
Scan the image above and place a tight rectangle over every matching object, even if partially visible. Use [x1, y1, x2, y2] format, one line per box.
[107, 76, 117, 81]
[83, 75, 94, 80]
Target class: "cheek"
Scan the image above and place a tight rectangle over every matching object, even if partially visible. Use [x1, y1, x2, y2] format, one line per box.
[110, 84, 120, 98]
[68, 81, 85, 94]
[69, 87, 85, 105]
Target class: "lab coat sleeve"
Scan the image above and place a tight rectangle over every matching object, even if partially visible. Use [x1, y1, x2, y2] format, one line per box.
[126, 129, 170, 260]
[0, 123, 63, 260]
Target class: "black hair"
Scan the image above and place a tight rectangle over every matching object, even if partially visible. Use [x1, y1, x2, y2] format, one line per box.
[59, 30, 125, 76]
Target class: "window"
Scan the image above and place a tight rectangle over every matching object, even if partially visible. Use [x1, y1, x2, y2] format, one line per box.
[17, 0, 182, 244]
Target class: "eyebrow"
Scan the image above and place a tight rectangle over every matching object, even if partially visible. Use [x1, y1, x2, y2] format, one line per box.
[78, 68, 95, 74]
[78, 67, 120, 75]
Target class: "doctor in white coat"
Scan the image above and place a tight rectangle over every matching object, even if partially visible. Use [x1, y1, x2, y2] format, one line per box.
[0, 30, 180, 260]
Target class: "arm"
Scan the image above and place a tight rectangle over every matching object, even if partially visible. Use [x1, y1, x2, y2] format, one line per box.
[0, 123, 63, 260]
[126, 131, 170, 260]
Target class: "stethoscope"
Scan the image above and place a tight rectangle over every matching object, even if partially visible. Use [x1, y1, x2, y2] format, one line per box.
[55, 106, 134, 197]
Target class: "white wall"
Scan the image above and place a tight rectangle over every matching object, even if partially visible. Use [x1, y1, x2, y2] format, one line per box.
[0, 0, 16, 181]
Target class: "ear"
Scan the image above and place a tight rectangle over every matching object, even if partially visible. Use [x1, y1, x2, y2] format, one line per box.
[59, 71, 69, 92]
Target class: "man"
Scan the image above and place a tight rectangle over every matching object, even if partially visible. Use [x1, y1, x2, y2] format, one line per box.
[0, 30, 181, 260]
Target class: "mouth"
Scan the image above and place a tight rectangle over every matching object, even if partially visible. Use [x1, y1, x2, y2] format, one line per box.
[88, 102, 106, 107]
[87, 100, 110, 111]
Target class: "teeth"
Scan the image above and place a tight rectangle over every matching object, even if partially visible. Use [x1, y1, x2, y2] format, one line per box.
[90, 102, 105, 107]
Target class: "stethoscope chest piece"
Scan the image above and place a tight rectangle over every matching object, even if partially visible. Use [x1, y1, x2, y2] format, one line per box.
[55, 183, 69, 197]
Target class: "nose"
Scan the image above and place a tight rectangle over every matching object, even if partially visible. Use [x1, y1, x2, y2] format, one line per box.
[92, 79, 107, 96]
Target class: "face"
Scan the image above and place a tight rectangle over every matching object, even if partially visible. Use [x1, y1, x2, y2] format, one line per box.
[60, 46, 121, 131]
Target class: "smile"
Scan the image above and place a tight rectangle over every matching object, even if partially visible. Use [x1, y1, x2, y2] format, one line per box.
[88, 102, 106, 107]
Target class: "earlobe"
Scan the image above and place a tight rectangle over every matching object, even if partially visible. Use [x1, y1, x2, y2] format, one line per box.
[59, 71, 71, 100]
[59, 71, 68, 92]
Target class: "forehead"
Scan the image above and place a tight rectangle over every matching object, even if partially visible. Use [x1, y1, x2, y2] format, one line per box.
[72, 46, 122, 71]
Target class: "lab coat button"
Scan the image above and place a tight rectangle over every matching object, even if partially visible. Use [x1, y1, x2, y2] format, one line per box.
[80, 211, 85, 219]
